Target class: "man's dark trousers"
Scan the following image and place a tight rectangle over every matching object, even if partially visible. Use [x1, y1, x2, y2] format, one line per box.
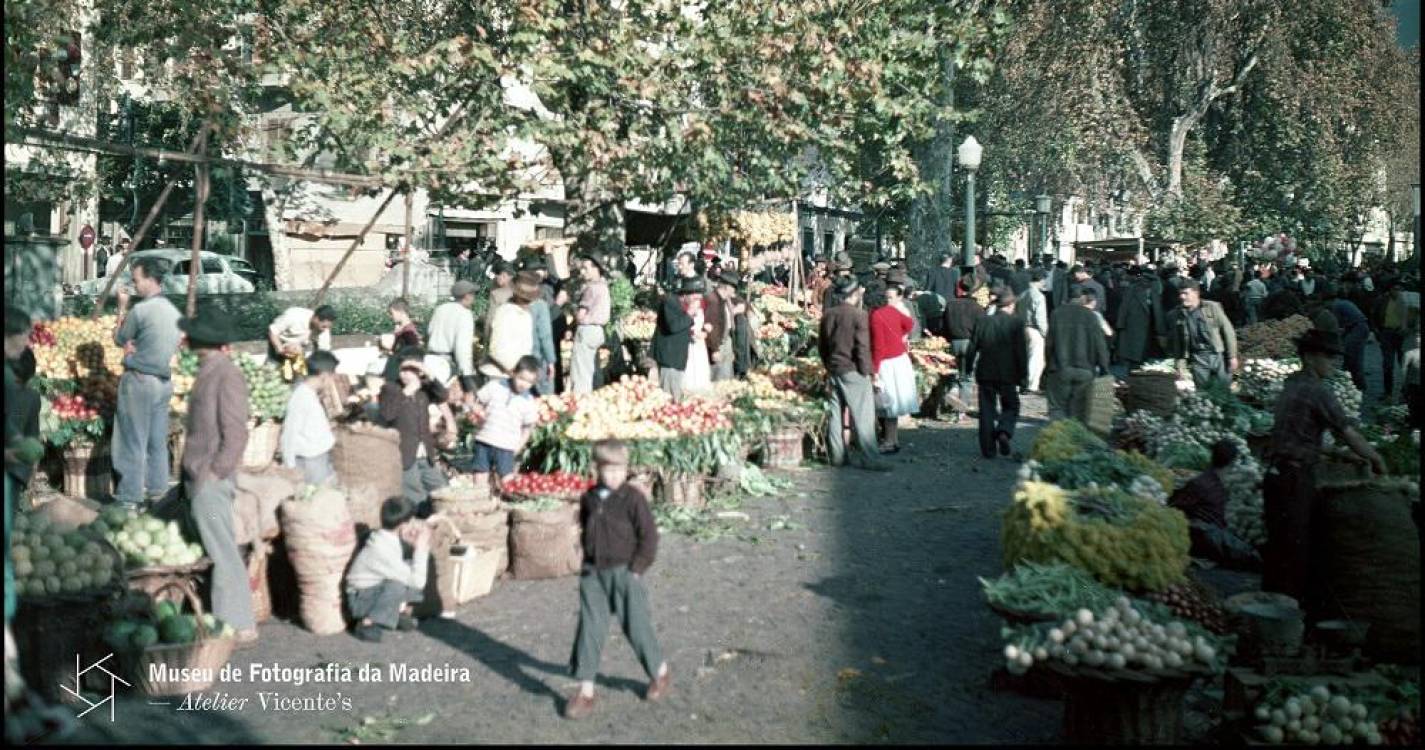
[977, 380, 1020, 457]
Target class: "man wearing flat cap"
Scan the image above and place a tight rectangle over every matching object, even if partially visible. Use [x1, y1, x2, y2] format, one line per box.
[652, 277, 702, 400]
[179, 313, 257, 646]
[427, 279, 480, 391]
[1261, 329, 1386, 604]
[1166, 279, 1238, 390]
[818, 276, 892, 472]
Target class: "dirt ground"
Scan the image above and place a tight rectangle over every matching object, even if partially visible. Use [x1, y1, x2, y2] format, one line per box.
[49, 395, 1076, 745]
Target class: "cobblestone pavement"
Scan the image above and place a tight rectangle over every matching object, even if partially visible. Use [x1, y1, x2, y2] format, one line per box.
[56, 396, 1064, 744]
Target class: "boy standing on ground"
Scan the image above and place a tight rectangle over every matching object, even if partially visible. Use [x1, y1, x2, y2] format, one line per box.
[564, 439, 671, 720]
[468, 356, 542, 492]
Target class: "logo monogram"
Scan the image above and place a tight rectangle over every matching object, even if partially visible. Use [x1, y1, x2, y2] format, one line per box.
[61, 653, 131, 721]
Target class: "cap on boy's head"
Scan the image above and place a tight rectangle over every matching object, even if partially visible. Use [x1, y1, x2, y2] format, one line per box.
[306, 350, 340, 375]
[591, 439, 630, 467]
[381, 496, 416, 530]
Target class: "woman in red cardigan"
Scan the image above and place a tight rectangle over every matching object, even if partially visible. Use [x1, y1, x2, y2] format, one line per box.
[869, 282, 919, 453]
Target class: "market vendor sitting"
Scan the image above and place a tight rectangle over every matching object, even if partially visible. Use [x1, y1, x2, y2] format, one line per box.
[1168, 439, 1261, 568]
[267, 304, 336, 381]
[1261, 329, 1387, 608]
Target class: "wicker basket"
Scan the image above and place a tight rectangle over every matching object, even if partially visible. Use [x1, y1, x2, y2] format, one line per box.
[656, 473, 705, 509]
[13, 593, 113, 702]
[241, 420, 281, 469]
[432, 483, 499, 515]
[1122, 372, 1180, 417]
[1043, 661, 1202, 745]
[61, 441, 112, 500]
[127, 559, 213, 606]
[121, 580, 237, 697]
[761, 427, 806, 469]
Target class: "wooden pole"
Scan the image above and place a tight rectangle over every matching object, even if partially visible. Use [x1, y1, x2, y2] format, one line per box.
[313, 188, 401, 307]
[402, 190, 414, 300]
[186, 161, 210, 318]
[91, 125, 210, 319]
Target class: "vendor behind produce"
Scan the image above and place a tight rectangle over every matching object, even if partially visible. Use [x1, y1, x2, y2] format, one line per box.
[1169, 439, 1261, 568]
[267, 304, 336, 381]
[280, 350, 340, 485]
[1261, 329, 1387, 608]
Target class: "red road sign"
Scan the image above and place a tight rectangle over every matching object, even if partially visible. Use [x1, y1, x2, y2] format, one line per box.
[79, 224, 96, 250]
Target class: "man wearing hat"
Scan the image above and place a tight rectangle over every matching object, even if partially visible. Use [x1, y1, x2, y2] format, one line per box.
[427, 280, 480, 391]
[484, 272, 542, 381]
[571, 254, 612, 393]
[1114, 265, 1159, 375]
[818, 276, 892, 472]
[652, 277, 701, 400]
[942, 277, 988, 419]
[1044, 285, 1111, 422]
[1261, 329, 1386, 605]
[962, 287, 1028, 458]
[1166, 279, 1238, 389]
[711, 270, 740, 382]
[179, 313, 258, 646]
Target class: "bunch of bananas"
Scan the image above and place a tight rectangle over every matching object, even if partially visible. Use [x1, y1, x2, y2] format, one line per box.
[1002, 480, 1190, 592]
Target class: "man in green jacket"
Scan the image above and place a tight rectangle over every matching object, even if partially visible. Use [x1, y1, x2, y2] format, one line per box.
[1166, 280, 1239, 390]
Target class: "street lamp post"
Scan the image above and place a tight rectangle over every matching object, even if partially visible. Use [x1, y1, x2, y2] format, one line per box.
[1035, 193, 1051, 262]
[958, 136, 982, 272]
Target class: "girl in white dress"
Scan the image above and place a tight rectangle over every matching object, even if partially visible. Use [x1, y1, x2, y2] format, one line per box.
[682, 294, 713, 394]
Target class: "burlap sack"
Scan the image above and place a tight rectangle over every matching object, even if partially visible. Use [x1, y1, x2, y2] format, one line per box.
[1314, 478, 1421, 664]
[279, 487, 358, 635]
[344, 484, 387, 535]
[331, 423, 404, 502]
[32, 494, 100, 530]
[508, 504, 581, 580]
[233, 465, 302, 546]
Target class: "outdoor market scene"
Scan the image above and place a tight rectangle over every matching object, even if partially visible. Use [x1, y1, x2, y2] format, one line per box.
[2, 0, 1422, 745]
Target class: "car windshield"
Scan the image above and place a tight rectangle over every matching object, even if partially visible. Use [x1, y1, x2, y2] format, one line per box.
[229, 259, 256, 273]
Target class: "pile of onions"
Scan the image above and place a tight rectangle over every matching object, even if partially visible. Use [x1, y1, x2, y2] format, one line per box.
[1252, 685, 1380, 745]
[1003, 597, 1220, 676]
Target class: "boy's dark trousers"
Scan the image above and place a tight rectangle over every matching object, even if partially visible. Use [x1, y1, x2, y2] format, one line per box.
[347, 580, 423, 629]
[569, 564, 663, 682]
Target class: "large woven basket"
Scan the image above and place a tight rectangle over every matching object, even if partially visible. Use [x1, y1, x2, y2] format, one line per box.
[1044, 661, 1202, 745]
[61, 441, 112, 500]
[241, 421, 281, 469]
[656, 472, 705, 509]
[126, 559, 212, 606]
[1122, 372, 1179, 417]
[13, 593, 111, 703]
[761, 427, 806, 469]
[122, 580, 237, 697]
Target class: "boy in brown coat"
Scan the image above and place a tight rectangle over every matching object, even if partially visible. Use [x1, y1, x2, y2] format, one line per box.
[564, 440, 671, 719]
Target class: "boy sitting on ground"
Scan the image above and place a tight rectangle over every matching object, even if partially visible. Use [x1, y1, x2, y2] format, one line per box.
[468, 355, 542, 492]
[564, 439, 671, 720]
[345, 496, 432, 643]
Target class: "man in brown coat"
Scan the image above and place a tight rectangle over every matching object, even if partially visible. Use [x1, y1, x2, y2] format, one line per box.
[180, 314, 257, 646]
[818, 276, 892, 472]
[1044, 285, 1112, 422]
[1166, 279, 1238, 389]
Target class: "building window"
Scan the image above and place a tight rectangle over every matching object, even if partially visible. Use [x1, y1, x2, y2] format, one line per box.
[824, 231, 836, 256]
[802, 228, 815, 257]
[534, 226, 564, 240]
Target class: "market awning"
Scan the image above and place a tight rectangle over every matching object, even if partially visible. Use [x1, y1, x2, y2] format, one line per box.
[1072, 237, 1181, 261]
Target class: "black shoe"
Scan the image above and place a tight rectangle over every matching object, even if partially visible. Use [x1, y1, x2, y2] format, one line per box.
[981, 450, 996, 460]
[996, 432, 1012, 456]
[397, 614, 418, 631]
[879, 445, 901, 455]
[354, 624, 383, 643]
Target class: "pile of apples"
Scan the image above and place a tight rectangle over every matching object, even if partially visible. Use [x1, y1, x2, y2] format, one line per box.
[48, 393, 101, 422]
[651, 397, 733, 435]
[30, 316, 126, 381]
[501, 472, 595, 500]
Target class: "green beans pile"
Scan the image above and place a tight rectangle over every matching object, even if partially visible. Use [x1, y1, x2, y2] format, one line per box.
[979, 562, 1124, 618]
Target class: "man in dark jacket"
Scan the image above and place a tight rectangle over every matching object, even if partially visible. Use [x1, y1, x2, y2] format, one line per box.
[942, 278, 987, 414]
[818, 276, 891, 472]
[963, 288, 1028, 458]
[924, 253, 959, 302]
[1045, 285, 1111, 421]
[1115, 267, 1159, 373]
[651, 278, 698, 400]
[379, 349, 450, 514]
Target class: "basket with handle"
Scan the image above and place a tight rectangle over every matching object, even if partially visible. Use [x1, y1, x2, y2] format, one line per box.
[126, 559, 213, 606]
[241, 420, 281, 469]
[122, 579, 237, 696]
[1122, 371, 1180, 418]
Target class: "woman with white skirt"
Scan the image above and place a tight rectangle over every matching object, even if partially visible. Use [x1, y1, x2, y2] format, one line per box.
[869, 282, 919, 453]
[682, 292, 713, 395]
